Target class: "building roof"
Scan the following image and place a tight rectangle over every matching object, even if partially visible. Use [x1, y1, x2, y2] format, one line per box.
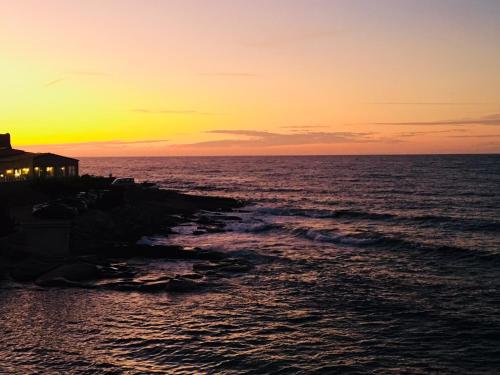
[34, 153, 79, 163]
[0, 150, 36, 161]
[0, 150, 78, 163]
[0, 134, 79, 164]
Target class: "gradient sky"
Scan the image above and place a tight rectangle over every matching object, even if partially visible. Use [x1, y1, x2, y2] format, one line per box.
[2, 0, 500, 156]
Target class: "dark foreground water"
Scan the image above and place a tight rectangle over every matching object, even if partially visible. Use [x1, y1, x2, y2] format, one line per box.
[1, 155, 500, 374]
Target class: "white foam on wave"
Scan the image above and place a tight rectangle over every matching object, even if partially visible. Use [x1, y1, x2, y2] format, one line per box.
[301, 228, 380, 246]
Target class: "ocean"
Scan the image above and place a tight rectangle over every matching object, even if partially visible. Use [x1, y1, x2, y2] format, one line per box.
[1, 155, 499, 374]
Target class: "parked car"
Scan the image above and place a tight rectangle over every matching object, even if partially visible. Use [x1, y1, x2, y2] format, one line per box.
[111, 177, 135, 187]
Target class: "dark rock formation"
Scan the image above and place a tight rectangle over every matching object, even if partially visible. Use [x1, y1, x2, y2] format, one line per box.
[35, 262, 101, 285]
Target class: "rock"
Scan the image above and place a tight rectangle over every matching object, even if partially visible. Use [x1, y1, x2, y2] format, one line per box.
[57, 197, 88, 213]
[218, 215, 243, 221]
[36, 277, 92, 288]
[193, 248, 227, 261]
[98, 281, 142, 291]
[166, 277, 201, 293]
[181, 273, 204, 280]
[138, 280, 170, 292]
[193, 262, 220, 272]
[202, 226, 226, 234]
[36, 262, 101, 284]
[10, 259, 61, 282]
[193, 258, 253, 274]
[32, 202, 78, 220]
[101, 244, 199, 260]
[217, 263, 252, 273]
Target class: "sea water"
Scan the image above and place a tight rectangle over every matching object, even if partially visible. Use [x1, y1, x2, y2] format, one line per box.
[1, 155, 499, 374]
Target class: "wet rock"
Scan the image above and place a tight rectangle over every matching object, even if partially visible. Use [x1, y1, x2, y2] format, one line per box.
[193, 258, 253, 274]
[98, 281, 142, 291]
[10, 259, 61, 282]
[138, 280, 170, 292]
[181, 273, 204, 280]
[166, 277, 201, 293]
[36, 277, 92, 288]
[193, 248, 227, 261]
[218, 215, 243, 221]
[193, 262, 221, 272]
[204, 226, 226, 234]
[36, 262, 101, 285]
[217, 263, 252, 273]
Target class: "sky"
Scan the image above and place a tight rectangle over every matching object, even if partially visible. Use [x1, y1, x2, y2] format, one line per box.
[1, 0, 500, 156]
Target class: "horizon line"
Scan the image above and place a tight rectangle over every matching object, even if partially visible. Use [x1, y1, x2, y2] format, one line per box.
[73, 152, 500, 158]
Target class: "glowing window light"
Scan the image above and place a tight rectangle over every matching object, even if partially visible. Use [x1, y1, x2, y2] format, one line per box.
[6, 169, 13, 174]
[22, 168, 30, 175]
[14, 169, 21, 178]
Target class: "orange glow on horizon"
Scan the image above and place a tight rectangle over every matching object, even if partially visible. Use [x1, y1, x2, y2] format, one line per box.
[2, 1, 500, 156]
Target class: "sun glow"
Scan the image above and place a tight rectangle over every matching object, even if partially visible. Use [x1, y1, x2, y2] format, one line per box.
[1, 1, 500, 156]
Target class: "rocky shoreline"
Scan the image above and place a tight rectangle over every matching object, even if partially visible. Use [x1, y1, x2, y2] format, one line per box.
[0, 176, 252, 293]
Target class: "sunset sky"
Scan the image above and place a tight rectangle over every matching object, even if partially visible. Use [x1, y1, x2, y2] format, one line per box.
[2, 0, 500, 156]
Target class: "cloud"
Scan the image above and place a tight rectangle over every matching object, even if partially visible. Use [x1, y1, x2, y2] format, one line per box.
[398, 129, 468, 137]
[281, 125, 330, 130]
[176, 129, 377, 148]
[44, 78, 65, 87]
[449, 134, 500, 138]
[44, 71, 108, 88]
[198, 72, 256, 77]
[22, 139, 169, 149]
[377, 113, 500, 126]
[132, 109, 215, 115]
[367, 102, 486, 106]
[67, 71, 109, 76]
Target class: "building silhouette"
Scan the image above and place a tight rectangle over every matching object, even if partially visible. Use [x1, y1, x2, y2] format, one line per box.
[0, 133, 78, 182]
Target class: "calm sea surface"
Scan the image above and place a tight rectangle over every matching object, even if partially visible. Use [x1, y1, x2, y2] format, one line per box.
[1, 155, 500, 374]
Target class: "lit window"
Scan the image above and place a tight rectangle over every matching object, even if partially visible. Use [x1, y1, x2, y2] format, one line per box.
[6, 169, 13, 174]
[22, 168, 30, 175]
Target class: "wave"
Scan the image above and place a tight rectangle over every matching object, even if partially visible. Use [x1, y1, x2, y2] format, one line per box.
[293, 228, 380, 246]
[291, 227, 500, 262]
[226, 221, 283, 233]
[249, 205, 500, 232]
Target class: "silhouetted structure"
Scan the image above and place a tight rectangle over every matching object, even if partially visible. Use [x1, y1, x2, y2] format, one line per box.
[0, 133, 78, 182]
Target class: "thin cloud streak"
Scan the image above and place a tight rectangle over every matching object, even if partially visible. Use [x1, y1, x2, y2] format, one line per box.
[367, 102, 487, 106]
[398, 129, 467, 137]
[44, 78, 65, 87]
[377, 114, 500, 126]
[281, 125, 330, 130]
[450, 134, 500, 138]
[21, 139, 169, 149]
[68, 71, 109, 76]
[132, 109, 215, 115]
[176, 129, 378, 148]
[198, 72, 257, 77]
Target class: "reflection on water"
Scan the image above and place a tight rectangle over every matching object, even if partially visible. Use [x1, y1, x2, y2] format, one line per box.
[1, 155, 500, 374]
